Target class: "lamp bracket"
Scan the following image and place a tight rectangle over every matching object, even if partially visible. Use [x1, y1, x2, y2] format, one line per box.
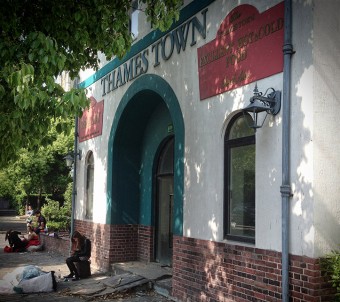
[249, 88, 281, 115]
[242, 84, 281, 131]
[75, 149, 82, 160]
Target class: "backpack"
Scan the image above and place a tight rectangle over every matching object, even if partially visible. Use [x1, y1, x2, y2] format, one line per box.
[84, 238, 91, 258]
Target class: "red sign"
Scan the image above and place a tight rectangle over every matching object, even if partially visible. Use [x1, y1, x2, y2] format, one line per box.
[197, 2, 284, 100]
[78, 97, 104, 142]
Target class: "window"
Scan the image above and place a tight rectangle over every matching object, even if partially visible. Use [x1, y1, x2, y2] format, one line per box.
[224, 113, 255, 243]
[85, 151, 94, 220]
[129, 0, 139, 39]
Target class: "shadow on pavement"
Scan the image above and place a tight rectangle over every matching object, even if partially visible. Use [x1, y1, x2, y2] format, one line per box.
[0, 215, 174, 301]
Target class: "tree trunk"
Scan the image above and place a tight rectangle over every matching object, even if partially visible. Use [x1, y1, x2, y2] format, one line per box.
[37, 188, 42, 209]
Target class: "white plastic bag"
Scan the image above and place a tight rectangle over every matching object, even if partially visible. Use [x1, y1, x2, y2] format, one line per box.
[17, 271, 55, 293]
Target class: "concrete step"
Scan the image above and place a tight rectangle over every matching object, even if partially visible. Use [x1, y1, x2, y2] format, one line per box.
[154, 277, 173, 299]
[111, 262, 174, 300]
[112, 261, 172, 281]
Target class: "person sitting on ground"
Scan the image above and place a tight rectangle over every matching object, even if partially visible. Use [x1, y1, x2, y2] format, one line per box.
[33, 210, 46, 234]
[64, 231, 91, 281]
[5, 230, 27, 252]
[21, 225, 41, 251]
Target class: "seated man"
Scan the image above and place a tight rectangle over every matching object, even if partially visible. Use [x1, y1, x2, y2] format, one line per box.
[64, 231, 91, 281]
[33, 210, 46, 234]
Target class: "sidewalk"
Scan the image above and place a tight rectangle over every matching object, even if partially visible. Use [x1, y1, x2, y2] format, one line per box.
[0, 215, 174, 302]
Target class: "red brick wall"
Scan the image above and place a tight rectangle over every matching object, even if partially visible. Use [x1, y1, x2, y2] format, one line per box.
[137, 225, 154, 262]
[74, 219, 112, 271]
[40, 234, 70, 257]
[73, 220, 154, 271]
[110, 224, 138, 262]
[172, 236, 335, 302]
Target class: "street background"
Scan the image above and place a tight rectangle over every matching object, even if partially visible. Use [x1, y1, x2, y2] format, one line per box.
[0, 214, 173, 302]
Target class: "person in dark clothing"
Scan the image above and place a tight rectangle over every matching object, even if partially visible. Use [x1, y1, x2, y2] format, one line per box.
[5, 230, 27, 252]
[33, 210, 46, 234]
[64, 231, 91, 281]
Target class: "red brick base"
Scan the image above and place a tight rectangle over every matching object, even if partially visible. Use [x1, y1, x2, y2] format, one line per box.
[69, 222, 335, 301]
[73, 220, 154, 271]
[172, 236, 335, 302]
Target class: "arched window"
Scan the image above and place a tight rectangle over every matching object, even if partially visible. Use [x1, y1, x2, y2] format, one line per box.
[85, 151, 94, 220]
[224, 113, 255, 243]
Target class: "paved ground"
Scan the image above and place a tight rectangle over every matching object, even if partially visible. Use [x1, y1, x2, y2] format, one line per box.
[0, 214, 174, 302]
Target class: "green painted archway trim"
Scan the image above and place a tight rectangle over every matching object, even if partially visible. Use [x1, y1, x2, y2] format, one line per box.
[106, 74, 184, 236]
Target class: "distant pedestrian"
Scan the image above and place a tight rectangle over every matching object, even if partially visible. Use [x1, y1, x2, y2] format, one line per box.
[26, 205, 33, 225]
[26, 205, 33, 216]
[18, 205, 33, 225]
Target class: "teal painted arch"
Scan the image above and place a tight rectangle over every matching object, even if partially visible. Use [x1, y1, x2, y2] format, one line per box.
[106, 74, 184, 236]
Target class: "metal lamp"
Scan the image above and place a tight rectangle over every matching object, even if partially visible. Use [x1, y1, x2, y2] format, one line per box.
[243, 84, 281, 130]
[64, 150, 82, 168]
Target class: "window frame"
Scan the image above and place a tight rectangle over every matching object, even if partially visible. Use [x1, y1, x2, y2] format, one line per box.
[85, 151, 94, 220]
[224, 113, 256, 244]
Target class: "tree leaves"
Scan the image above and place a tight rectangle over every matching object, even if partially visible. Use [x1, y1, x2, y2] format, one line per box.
[0, 118, 74, 205]
[0, 0, 181, 165]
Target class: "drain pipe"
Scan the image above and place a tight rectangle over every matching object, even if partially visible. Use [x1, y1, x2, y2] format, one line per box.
[70, 117, 79, 238]
[281, 0, 294, 301]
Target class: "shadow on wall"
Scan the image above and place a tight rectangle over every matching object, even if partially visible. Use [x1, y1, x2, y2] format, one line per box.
[182, 0, 340, 258]
[76, 0, 339, 273]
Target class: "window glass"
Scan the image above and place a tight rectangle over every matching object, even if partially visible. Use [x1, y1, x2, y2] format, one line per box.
[229, 145, 255, 238]
[129, 0, 139, 39]
[229, 114, 254, 139]
[85, 152, 94, 220]
[225, 113, 255, 243]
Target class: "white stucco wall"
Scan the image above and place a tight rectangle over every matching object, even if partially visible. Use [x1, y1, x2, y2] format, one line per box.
[74, 0, 339, 258]
[312, 0, 340, 257]
[288, 0, 315, 257]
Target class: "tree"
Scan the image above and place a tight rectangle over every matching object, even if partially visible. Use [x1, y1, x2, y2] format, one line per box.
[2, 118, 74, 212]
[0, 0, 181, 165]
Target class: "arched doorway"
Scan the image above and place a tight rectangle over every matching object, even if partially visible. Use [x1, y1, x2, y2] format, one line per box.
[106, 74, 184, 264]
[155, 137, 174, 266]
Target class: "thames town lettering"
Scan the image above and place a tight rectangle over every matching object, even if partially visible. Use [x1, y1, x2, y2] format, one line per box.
[101, 8, 208, 96]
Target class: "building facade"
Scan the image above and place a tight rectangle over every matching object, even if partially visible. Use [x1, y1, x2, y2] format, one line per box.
[74, 1, 340, 301]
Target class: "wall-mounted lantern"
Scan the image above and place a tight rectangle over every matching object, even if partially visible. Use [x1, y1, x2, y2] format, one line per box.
[64, 150, 82, 168]
[243, 84, 281, 130]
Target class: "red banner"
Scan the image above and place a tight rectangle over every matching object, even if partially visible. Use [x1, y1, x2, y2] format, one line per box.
[197, 2, 284, 100]
[78, 97, 104, 142]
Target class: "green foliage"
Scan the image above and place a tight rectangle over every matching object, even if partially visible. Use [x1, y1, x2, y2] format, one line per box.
[1, 118, 74, 212]
[322, 249, 340, 300]
[143, 0, 181, 31]
[63, 182, 73, 210]
[0, 0, 181, 165]
[0, 171, 15, 199]
[41, 197, 71, 232]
